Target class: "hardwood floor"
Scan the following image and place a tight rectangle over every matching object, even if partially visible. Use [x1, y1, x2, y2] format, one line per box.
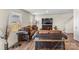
[9, 40, 35, 50]
[9, 34, 79, 50]
[65, 34, 79, 50]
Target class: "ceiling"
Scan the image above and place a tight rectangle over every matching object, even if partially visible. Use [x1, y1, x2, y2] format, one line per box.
[26, 9, 73, 15]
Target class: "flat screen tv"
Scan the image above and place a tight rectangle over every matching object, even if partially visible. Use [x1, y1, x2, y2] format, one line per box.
[42, 18, 52, 24]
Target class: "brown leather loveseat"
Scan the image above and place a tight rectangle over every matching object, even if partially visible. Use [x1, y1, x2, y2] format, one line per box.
[17, 25, 38, 41]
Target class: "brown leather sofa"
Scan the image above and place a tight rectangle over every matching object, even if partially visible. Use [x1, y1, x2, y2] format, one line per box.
[35, 30, 67, 50]
[38, 30, 67, 39]
[18, 25, 38, 41]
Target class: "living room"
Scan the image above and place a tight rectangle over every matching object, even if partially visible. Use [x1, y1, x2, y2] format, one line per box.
[0, 9, 79, 50]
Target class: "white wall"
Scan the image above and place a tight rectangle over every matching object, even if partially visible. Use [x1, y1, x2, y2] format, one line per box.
[35, 12, 73, 33]
[0, 9, 33, 49]
[0, 10, 9, 34]
[0, 10, 9, 49]
[74, 9, 79, 41]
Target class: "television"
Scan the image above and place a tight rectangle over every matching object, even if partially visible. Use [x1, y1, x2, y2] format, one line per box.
[42, 18, 52, 24]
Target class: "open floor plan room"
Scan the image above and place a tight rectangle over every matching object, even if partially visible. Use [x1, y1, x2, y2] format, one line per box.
[0, 9, 79, 50]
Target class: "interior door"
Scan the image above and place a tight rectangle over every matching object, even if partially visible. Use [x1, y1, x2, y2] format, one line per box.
[7, 12, 22, 48]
